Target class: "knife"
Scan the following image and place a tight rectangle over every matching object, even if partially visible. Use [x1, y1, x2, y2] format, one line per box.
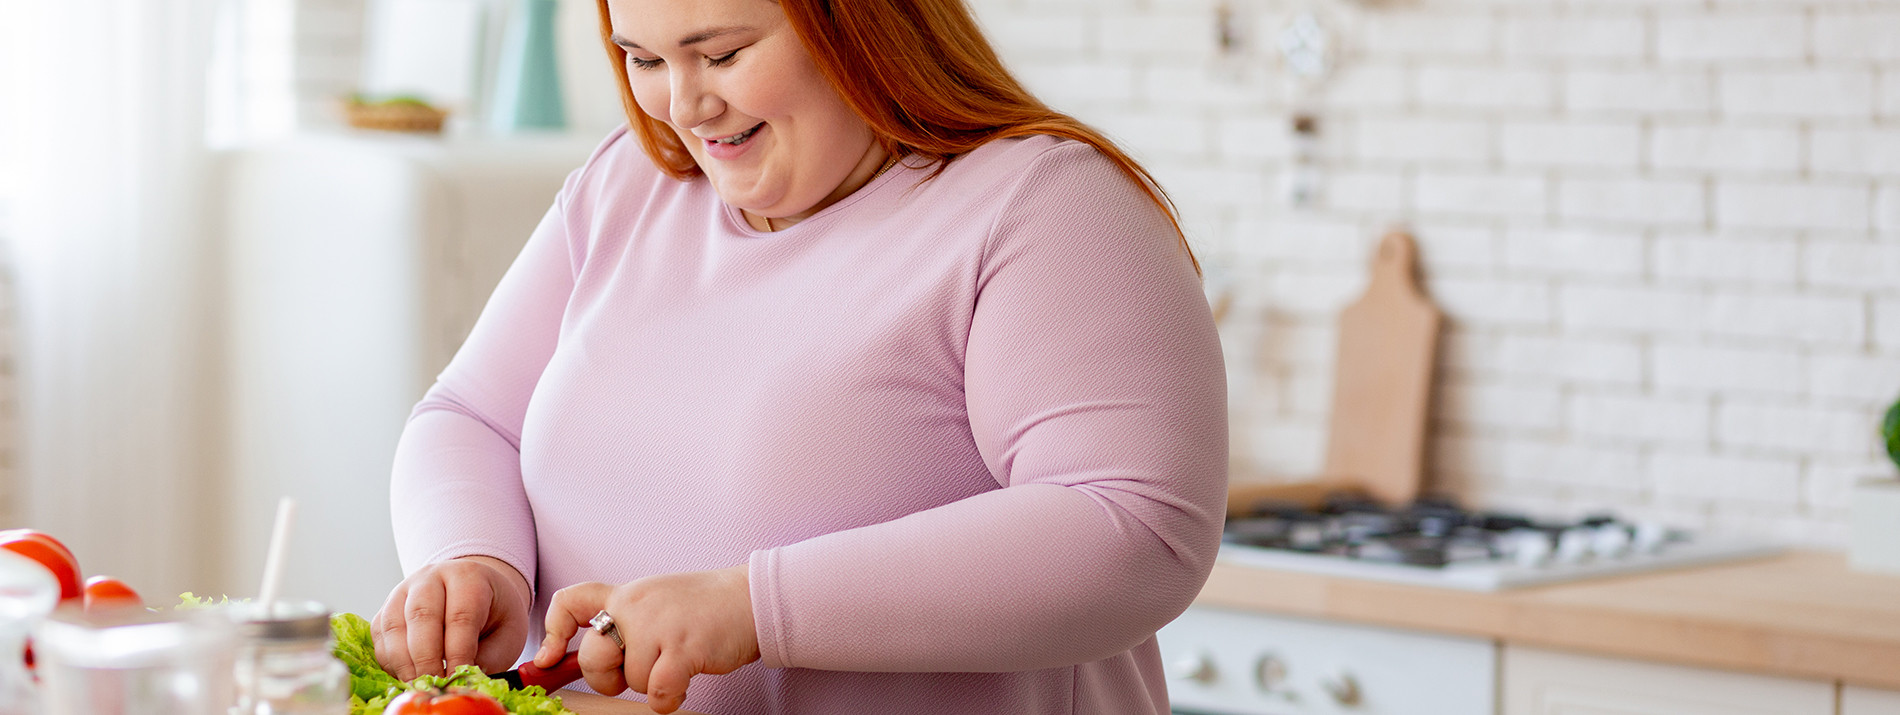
[490, 650, 585, 691]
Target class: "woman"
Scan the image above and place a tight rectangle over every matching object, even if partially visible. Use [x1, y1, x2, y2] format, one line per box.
[370, 0, 1227, 712]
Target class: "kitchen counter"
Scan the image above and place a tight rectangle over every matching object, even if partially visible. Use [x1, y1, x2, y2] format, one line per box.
[557, 691, 706, 715]
[1197, 550, 1900, 689]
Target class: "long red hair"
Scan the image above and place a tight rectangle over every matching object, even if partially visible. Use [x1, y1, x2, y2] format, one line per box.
[592, 0, 1197, 272]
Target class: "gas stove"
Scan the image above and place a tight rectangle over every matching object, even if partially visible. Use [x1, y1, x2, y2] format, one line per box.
[1217, 493, 1780, 591]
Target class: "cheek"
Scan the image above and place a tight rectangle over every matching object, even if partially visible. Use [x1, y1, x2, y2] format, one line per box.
[628, 74, 672, 125]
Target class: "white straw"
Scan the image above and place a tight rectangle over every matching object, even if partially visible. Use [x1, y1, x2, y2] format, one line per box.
[256, 497, 297, 617]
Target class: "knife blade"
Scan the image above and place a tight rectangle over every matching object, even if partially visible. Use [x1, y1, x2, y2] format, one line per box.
[490, 650, 584, 691]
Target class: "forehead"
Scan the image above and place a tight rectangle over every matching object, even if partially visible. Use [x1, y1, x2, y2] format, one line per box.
[605, 0, 784, 44]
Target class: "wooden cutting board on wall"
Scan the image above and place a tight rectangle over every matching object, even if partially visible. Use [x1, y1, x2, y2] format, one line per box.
[1321, 230, 1443, 505]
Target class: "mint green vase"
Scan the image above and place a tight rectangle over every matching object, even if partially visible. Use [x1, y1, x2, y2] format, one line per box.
[491, 0, 566, 132]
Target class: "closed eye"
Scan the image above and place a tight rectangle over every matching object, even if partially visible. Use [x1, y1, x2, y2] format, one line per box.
[628, 56, 663, 71]
[707, 49, 740, 67]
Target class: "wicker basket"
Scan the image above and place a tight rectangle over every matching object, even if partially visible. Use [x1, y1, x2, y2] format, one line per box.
[342, 100, 449, 134]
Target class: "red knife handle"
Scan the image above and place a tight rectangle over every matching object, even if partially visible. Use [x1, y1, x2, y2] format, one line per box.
[515, 650, 584, 690]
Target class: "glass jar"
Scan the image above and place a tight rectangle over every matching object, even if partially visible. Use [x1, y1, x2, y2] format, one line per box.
[231, 602, 350, 715]
[34, 608, 238, 715]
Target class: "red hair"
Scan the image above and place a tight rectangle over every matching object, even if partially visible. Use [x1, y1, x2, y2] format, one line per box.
[593, 0, 1197, 273]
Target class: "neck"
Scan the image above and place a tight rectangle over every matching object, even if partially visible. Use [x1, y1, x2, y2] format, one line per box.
[742, 145, 896, 232]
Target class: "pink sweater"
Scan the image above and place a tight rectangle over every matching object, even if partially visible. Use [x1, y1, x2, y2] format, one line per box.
[390, 127, 1228, 714]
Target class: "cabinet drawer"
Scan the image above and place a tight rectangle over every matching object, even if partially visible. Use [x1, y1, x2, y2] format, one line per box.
[1501, 646, 1834, 715]
[1845, 686, 1900, 715]
[1158, 606, 1495, 715]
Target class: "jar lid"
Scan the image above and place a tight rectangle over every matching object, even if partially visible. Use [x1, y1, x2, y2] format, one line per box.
[231, 600, 334, 641]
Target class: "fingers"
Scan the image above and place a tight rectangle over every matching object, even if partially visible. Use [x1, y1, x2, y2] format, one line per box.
[371, 559, 533, 683]
[403, 576, 450, 678]
[645, 653, 694, 714]
[474, 619, 527, 675]
[580, 624, 635, 696]
[538, 582, 612, 666]
[373, 585, 418, 682]
[439, 568, 494, 671]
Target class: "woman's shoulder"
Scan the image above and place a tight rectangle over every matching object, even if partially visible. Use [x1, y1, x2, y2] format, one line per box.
[559, 124, 692, 212]
[952, 134, 1112, 180]
[934, 134, 1159, 222]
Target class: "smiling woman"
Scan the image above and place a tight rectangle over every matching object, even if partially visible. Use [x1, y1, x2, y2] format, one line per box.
[604, 0, 892, 231]
[374, 0, 1228, 713]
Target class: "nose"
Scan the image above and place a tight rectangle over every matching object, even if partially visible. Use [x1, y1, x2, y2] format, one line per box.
[668, 69, 721, 131]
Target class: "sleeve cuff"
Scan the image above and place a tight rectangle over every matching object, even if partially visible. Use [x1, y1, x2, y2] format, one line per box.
[427, 547, 537, 605]
[749, 548, 790, 669]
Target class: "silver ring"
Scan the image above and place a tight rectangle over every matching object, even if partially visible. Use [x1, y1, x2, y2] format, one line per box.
[590, 609, 624, 650]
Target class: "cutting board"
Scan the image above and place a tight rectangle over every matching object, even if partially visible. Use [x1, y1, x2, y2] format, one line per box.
[558, 691, 708, 715]
[1319, 230, 1442, 505]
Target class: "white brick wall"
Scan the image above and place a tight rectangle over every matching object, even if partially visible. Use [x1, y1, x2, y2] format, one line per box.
[1655, 12, 1807, 63]
[1566, 69, 1713, 115]
[1721, 69, 1876, 119]
[1653, 233, 1799, 285]
[1650, 126, 1802, 174]
[1502, 14, 1646, 62]
[1812, 11, 1900, 62]
[967, 0, 1900, 546]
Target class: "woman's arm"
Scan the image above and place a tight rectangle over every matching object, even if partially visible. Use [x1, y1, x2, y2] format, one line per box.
[748, 143, 1229, 672]
[378, 143, 598, 676]
[389, 193, 579, 600]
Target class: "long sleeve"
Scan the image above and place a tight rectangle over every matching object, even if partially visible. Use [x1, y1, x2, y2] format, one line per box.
[747, 143, 1229, 672]
[389, 178, 582, 591]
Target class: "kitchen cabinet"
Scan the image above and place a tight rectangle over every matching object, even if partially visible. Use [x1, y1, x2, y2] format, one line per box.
[219, 130, 599, 615]
[1158, 606, 1495, 715]
[1844, 686, 1900, 715]
[1500, 645, 1835, 715]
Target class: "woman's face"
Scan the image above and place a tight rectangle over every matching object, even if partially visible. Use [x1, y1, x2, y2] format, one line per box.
[607, 0, 885, 225]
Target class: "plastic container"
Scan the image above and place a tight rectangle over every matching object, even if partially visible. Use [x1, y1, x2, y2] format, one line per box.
[34, 608, 237, 715]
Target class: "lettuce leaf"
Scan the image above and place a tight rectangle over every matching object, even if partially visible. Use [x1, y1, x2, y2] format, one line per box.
[414, 666, 573, 715]
[175, 592, 248, 610]
[328, 612, 573, 715]
[330, 612, 405, 705]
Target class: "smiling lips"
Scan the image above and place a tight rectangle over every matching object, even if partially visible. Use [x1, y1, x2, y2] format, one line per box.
[703, 122, 766, 161]
[711, 123, 764, 146]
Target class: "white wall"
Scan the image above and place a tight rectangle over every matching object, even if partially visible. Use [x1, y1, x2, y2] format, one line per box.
[971, 0, 1900, 546]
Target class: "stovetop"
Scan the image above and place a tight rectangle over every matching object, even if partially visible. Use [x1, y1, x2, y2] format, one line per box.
[1217, 493, 1780, 591]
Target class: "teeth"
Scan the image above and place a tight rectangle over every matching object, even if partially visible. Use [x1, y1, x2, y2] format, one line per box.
[715, 124, 761, 146]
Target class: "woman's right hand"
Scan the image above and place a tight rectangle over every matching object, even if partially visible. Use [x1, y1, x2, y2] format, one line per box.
[372, 555, 532, 681]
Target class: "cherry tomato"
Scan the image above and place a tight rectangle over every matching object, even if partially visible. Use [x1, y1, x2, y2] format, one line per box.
[82, 575, 142, 613]
[383, 688, 508, 715]
[0, 530, 81, 602]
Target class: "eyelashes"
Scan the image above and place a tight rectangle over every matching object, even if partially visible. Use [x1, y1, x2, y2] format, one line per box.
[626, 50, 741, 72]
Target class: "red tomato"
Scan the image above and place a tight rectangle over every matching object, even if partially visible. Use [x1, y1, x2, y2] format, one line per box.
[82, 575, 142, 613]
[383, 689, 508, 715]
[0, 530, 81, 602]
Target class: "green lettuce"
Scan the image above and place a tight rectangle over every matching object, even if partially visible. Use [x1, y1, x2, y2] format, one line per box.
[412, 666, 573, 715]
[328, 612, 573, 715]
[175, 592, 247, 609]
[329, 612, 405, 709]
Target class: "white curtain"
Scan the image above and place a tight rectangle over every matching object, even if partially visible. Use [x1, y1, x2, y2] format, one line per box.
[7, 0, 226, 597]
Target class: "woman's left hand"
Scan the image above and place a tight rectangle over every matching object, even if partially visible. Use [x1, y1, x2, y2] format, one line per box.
[535, 565, 760, 714]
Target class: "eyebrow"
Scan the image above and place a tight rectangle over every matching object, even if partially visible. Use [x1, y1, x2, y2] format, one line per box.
[610, 25, 754, 51]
